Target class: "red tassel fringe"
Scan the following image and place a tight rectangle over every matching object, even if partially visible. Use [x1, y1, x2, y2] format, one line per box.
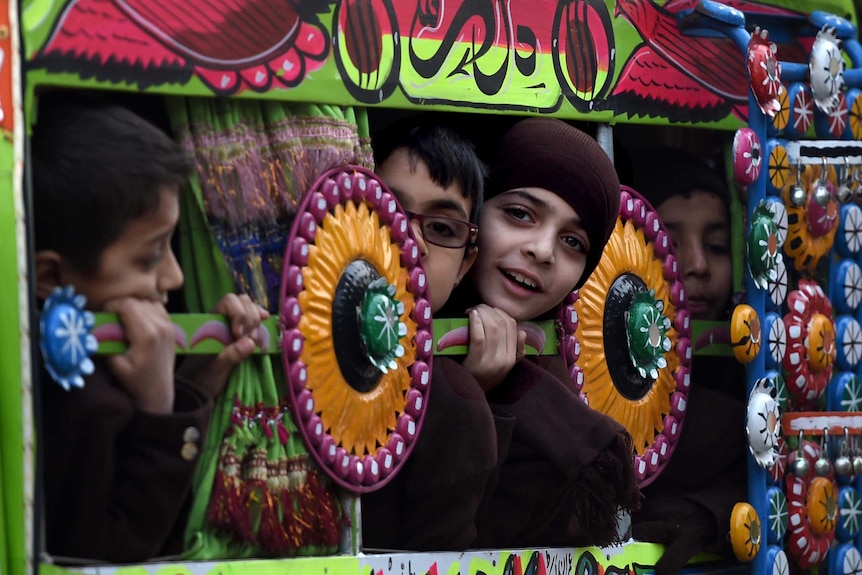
[206, 401, 345, 553]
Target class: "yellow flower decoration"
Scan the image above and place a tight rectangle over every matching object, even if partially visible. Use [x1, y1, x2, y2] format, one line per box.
[731, 502, 762, 562]
[299, 200, 416, 456]
[731, 304, 761, 364]
[808, 477, 839, 536]
[783, 162, 838, 272]
[575, 218, 679, 456]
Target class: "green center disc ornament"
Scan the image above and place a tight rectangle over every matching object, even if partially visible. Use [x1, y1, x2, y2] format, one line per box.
[626, 290, 672, 380]
[748, 201, 783, 290]
[360, 277, 408, 373]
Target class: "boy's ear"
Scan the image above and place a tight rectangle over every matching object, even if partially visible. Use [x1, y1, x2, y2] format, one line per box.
[454, 245, 478, 287]
[34, 250, 62, 300]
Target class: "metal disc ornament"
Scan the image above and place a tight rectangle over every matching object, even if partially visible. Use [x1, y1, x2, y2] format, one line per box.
[809, 25, 844, 114]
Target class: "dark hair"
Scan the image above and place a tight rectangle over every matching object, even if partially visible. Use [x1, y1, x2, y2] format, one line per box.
[627, 145, 729, 213]
[373, 118, 486, 224]
[31, 94, 192, 275]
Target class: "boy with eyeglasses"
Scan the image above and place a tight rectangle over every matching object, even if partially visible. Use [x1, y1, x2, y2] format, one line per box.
[362, 119, 519, 551]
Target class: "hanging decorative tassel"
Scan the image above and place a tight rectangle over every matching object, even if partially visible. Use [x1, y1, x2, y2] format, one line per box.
[237, 446, 269, 544]
[206, 442, 248, 537]
[292, 460, 342, 548]
[172, 98, 374, 559]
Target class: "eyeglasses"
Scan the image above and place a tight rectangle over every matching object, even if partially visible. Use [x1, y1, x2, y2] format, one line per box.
[406, 212, 478, 249]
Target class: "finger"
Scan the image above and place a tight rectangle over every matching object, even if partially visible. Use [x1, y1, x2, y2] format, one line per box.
[240, 295, 261, 339]
[215, 336, 255, 366]
[467, 308, 486, 357]
[516, 329, 527, 362]
[215, 335, 257, 367]
[102, 297, 138, 328]
[211, 294, 242, 337]
[226, 295, 250, 339]
[257, 304, 271, 320]
[252, 304, 272, 347]
[490, 307, 517, 360]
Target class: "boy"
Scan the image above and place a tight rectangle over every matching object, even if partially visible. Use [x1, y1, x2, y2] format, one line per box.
[446, 118, 641, 548]
[630, 147, 734, 321]
[628, 146, 746, 575]
[362, 120, 519, 550]
[32, 96, 267, 562]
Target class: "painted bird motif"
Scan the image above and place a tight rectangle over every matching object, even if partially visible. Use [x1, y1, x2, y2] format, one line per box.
[612, 0, 805, 122]
[32, 0, 334, 94]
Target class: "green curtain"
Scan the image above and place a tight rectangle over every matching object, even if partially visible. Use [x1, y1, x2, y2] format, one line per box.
[168, 97, 372, 559]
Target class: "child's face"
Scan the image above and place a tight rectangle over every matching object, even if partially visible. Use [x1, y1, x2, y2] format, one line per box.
[657, 190, 732, 320]
[57, 186, 184, 311]
[472, 187, 587, 321]
[377, 148, 477, 312]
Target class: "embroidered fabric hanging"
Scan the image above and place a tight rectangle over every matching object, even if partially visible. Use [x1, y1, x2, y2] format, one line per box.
[169, 97, 372, 559]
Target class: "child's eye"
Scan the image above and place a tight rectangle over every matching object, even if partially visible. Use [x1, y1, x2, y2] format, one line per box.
[427, 220, 457, 237]
[504, 206, 533, 222]
[706, 243, 730, 255]
[562, 235, 587, 252]
[139, 252, 163, 270]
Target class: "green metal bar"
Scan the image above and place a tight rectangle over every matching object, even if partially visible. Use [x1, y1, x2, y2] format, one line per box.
[88, 314, 733, 357]
[90, 314, 561, 356]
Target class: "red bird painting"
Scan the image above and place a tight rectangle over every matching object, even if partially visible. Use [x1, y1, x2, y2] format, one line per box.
[32, 0, 333, 94]
[612, 0, 804, 122]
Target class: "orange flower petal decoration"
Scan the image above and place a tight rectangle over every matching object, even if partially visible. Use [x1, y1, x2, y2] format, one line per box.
[575, 187, 691, 486]
[282, 166, 433, 492]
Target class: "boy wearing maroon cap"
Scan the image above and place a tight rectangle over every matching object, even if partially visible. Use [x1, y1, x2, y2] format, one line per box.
[447, 117, 641, 548]
[362, 120, 519, 551]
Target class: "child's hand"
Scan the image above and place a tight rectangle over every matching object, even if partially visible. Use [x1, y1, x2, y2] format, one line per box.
[462, 304, 526, 393]
[103, 298, 177, 415]
[179, 294, 269, 398]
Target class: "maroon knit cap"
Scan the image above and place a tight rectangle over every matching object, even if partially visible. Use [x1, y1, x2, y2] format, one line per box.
[487, 118, 621, 289]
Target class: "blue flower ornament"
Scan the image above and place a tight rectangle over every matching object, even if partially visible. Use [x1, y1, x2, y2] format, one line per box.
[39, 285, 98, 390]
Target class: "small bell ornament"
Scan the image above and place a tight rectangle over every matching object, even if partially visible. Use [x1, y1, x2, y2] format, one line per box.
[852, 434, 862, 476]
[790, 160, 807, 207]
[812, 158, 832, 208]
[790, 431, 811, 478]
[837, 158, 853, 204]
[834, 427, 853, 476]
[814, 428, 832, 477]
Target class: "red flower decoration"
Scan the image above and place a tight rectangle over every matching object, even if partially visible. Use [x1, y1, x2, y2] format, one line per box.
[786, 440, 836, 569]
[747, 27, 782, 117]
[783, 280, 835, 406]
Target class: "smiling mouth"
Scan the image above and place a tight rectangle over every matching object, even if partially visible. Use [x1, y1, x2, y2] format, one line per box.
[504, 270, 539, 291]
